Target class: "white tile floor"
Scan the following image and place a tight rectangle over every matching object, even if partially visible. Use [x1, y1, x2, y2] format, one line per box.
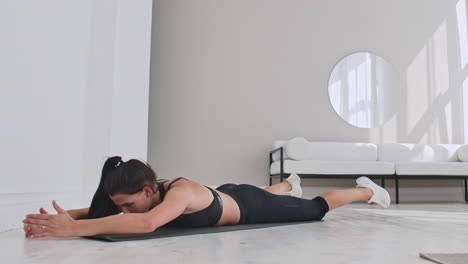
[2, 196, 468, 264]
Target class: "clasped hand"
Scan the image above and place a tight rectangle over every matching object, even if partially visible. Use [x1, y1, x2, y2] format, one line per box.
[23, 200, 76, 238]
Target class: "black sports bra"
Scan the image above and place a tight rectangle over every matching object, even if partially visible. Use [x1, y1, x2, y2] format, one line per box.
[156, 177, 223, 227]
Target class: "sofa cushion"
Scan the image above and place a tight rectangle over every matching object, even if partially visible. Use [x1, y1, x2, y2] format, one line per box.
[457, 144, 468, 162]
[395, 162, 468, 176]
[286, 138, 378, 161]
[378, 143, 460, 162]
[270, 160, 394, 175]
[285, 137, 309, 160]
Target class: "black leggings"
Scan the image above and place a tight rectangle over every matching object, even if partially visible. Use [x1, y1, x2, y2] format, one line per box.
[216, 183, 329, 225]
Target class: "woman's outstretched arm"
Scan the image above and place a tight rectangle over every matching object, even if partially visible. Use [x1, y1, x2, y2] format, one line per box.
[66, 208, 89, 220]
[24, 202, 152, 237]
[76, 185, 194, 236]
[77, 185, 194, 236]
[74, 213, 154, 236]
[24, 185, 194, 238]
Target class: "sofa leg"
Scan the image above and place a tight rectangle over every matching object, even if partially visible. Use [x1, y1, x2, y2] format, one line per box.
[269, 177, 272, 186]
[395, 177, 399, 204]
[381, 178, 385, 188]
[465, 178, 467, 202]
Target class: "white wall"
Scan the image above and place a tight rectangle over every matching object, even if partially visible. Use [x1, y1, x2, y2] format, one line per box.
[0, 0, 152, 232]
[82, 0, 153, 197]
[149, 0, 468, 202]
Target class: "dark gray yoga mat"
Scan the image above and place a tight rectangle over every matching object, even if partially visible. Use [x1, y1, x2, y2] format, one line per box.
[84, 221, 321, 242]
[419, 253, 468, 264]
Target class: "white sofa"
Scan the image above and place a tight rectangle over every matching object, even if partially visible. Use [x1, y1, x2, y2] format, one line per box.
[269, 137, 468, 204]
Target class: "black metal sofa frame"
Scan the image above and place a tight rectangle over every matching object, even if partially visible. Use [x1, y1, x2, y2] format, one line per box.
[269, 147, 468, 204]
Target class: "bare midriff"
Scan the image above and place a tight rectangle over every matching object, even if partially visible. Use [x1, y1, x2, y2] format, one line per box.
[213, 190, 240, 225]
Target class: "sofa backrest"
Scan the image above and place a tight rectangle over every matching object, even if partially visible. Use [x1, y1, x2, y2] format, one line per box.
[279, 137, 378, 161]
[291, 142, 378, 161]
[272, 139, 464, 162]
[377, 143, 461, 162]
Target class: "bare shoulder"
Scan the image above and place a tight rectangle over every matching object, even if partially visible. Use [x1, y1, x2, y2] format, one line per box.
[155, 178, 214, 217]
[167, 178, 208, 193]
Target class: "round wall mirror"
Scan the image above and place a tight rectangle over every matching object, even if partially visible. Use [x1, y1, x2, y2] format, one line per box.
[328, 52, 402, 128]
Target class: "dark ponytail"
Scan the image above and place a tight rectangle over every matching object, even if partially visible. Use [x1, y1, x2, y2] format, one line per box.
[88, 156, 158, 219]
[88, 156, 123, 219]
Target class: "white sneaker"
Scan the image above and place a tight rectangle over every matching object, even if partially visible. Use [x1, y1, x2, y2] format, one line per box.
[284, 173, 302, 198]
[356, 176, 391, 208]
